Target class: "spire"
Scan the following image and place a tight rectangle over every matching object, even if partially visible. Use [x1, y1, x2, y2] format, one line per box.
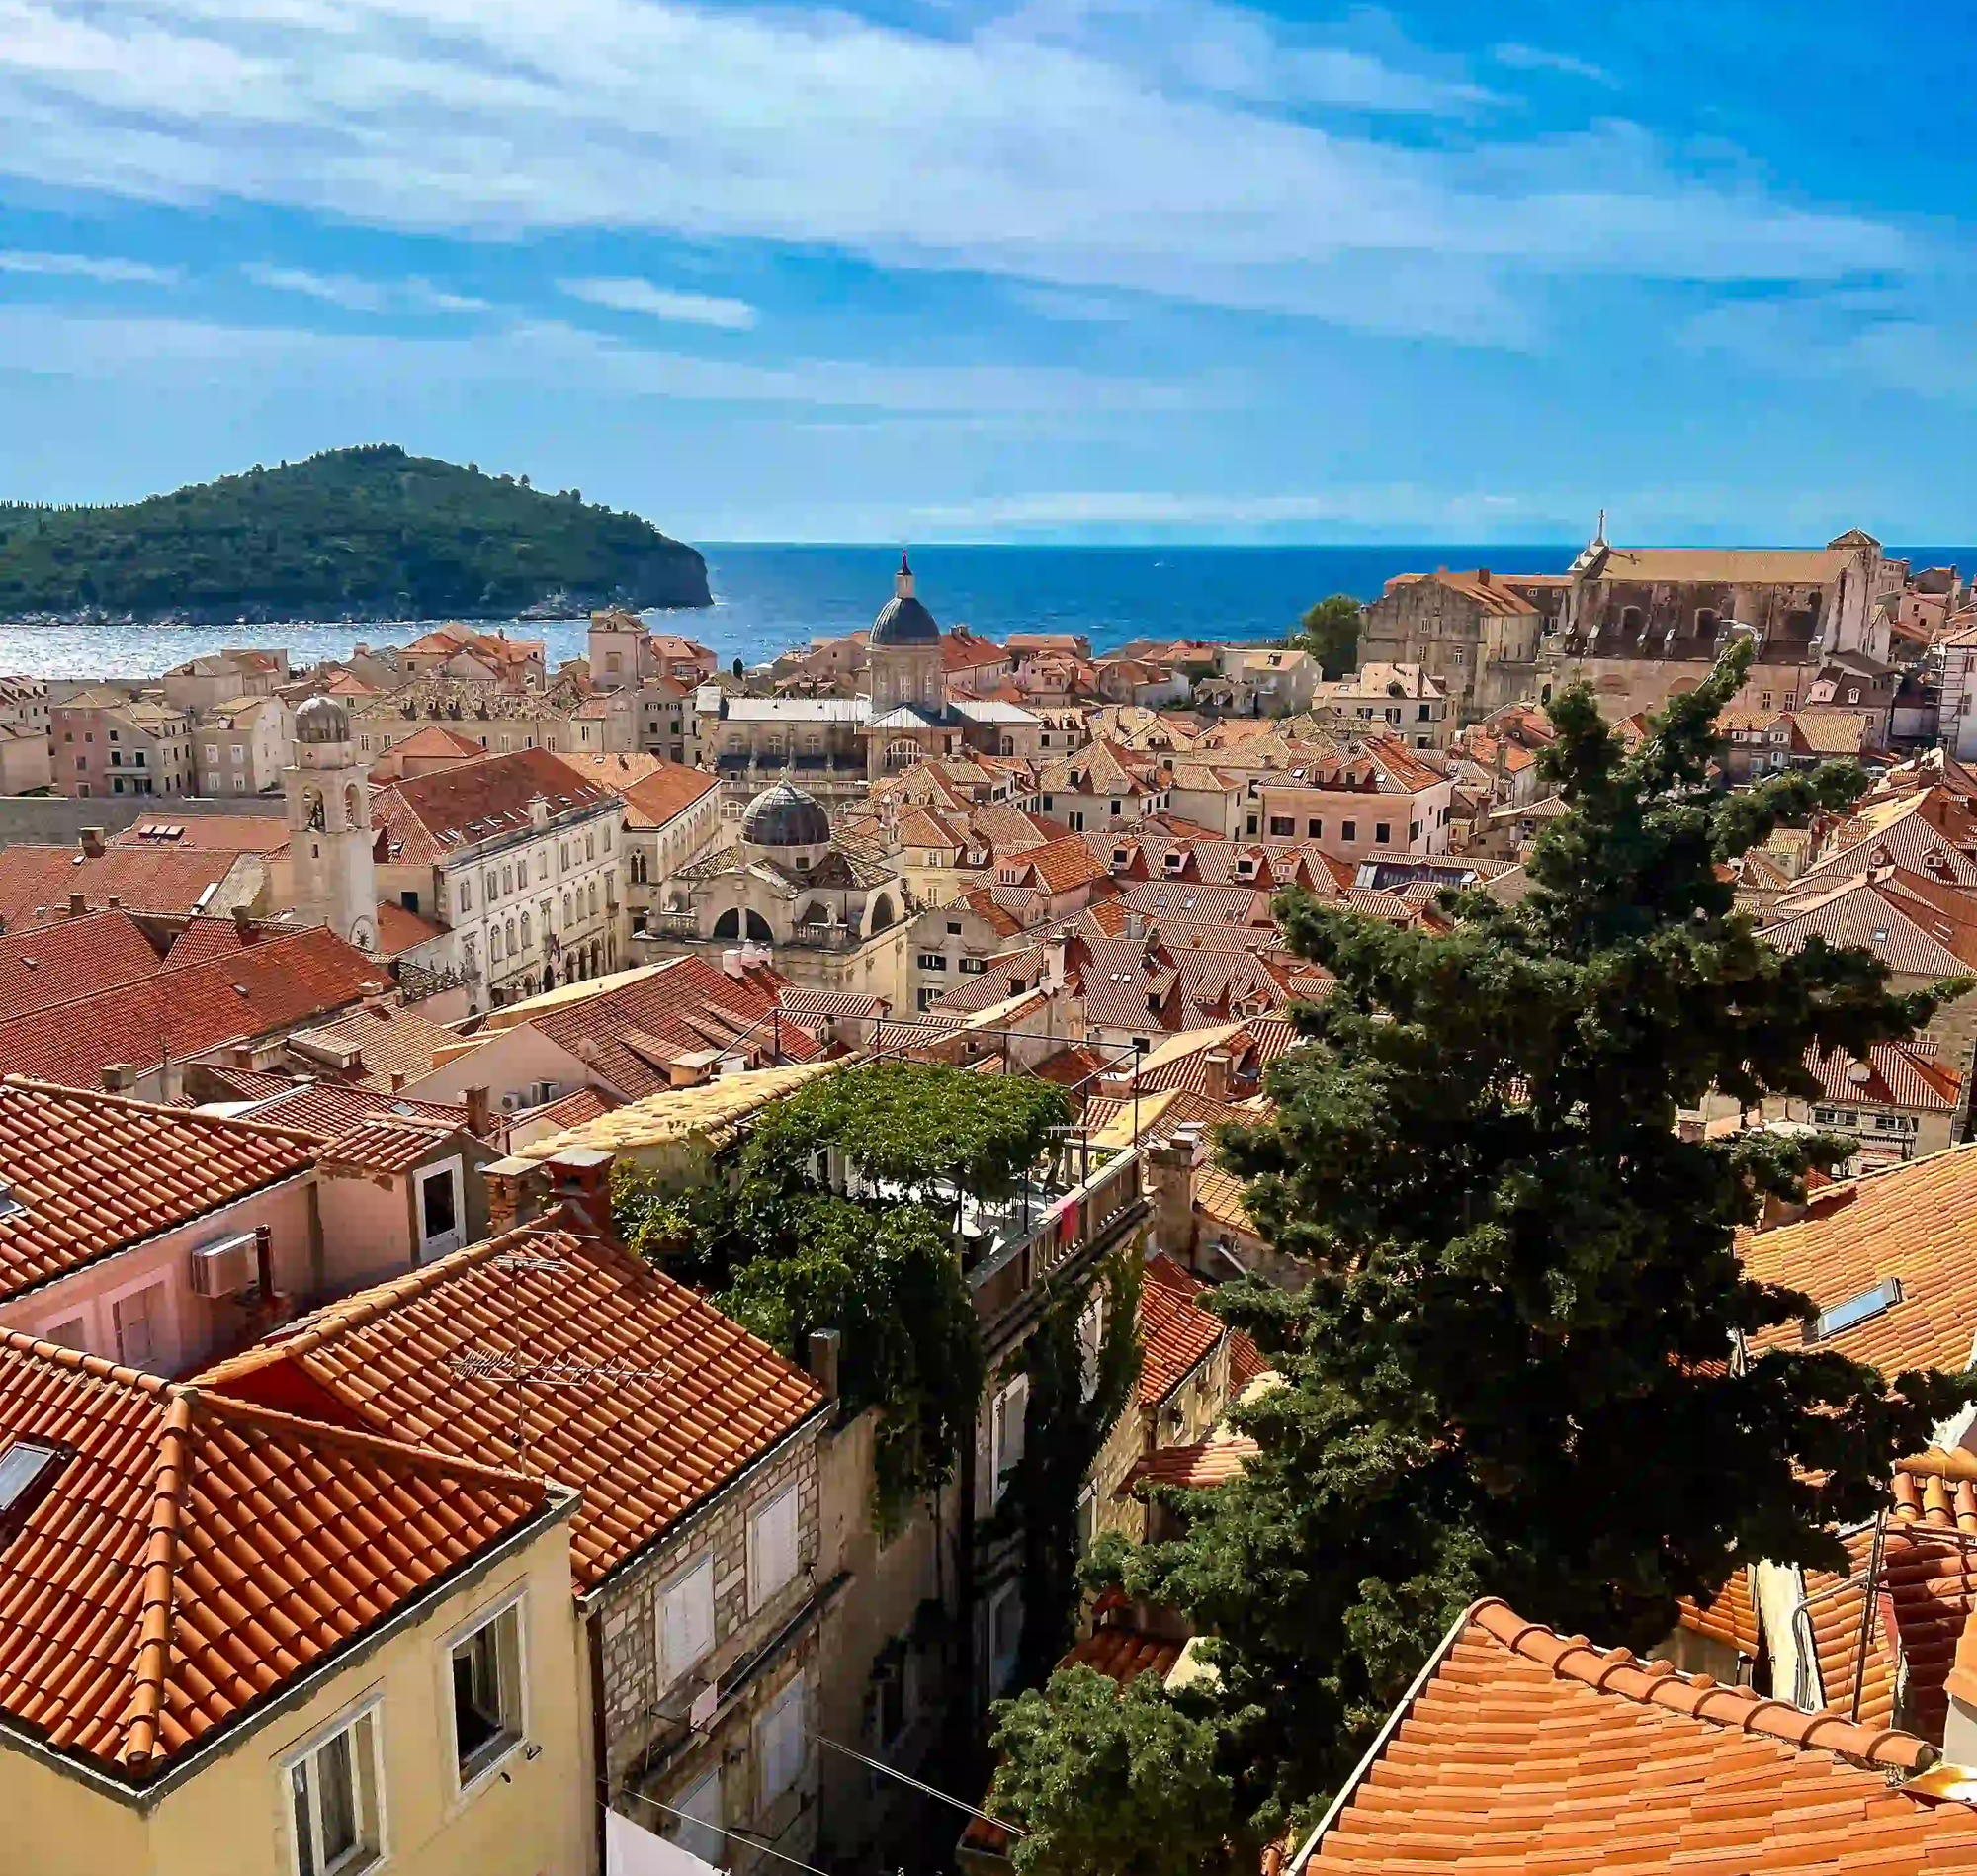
[1594, 507, 1607, 546]
[896, 550, 915, 600]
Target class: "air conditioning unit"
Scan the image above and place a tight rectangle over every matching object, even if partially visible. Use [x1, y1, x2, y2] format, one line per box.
[499, 1092, 521, 1111]
[190, 1231, 257, 1299]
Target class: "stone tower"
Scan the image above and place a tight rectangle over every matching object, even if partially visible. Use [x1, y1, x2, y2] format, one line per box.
[285, 695, 378, 951]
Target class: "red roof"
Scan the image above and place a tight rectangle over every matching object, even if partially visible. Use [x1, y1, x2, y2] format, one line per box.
[0, 1078, 323, 1301]
[0, 847, 246, 931]
[370, 747, 615, 865]
[373, 896, 443, 959]
[0, 1332, 546, 1778]
[0, 910, 169, 1020]
[1300, 1598, 1971, 1876]
[109, 815, 290, 854]
[1137, 1253, 1261, 1406]
[199, 1219, 823, 1591]
[1119, 1434, 1258, 1495]
[0, 926, 388, 1088]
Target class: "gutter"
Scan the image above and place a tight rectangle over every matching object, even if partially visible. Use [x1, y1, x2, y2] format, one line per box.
[1285, 1601, 1474, 1876]
[0, 1482, 581, 1816]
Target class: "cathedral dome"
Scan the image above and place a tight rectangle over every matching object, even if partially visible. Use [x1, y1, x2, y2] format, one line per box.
[741, 777, 831, 848]
[871, 551, 940, 647]
[295, 695, 351, 744]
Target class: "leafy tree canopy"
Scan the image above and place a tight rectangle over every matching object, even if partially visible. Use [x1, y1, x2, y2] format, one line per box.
[613, 1061, 1071, 1521]
[990, 637, 1977, 1860]
[1297, 593, 1360, 679]
[989, 1668, 1237, 1876]
[0, 443, 709, 622]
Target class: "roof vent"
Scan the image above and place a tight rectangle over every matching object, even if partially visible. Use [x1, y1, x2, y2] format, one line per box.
[1805, 1276, 1903, 1343]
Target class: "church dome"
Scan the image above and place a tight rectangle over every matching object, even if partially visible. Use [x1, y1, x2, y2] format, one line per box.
[295, 695, 351, 744]
[871, 551, 940, 647]
[742, 777, 831, 848]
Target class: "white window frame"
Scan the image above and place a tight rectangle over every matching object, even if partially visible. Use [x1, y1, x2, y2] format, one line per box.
[754, 1670, 808, 1808]
[990, 1374, 1029, 1505]
[656, 1552, 717, 1688]
[441, 1583, 530, 1798]
[414, 1156, 466, 1263]
[667, 1763, 726, 1867]
[104, 1271, 173, 1374]
[748, 1484, 800, 1610]
[280, 1690, 387, 1876]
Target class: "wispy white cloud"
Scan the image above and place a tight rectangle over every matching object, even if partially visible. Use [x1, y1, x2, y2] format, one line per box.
[1492, 43, 1617, 86]
[0, 249, 179, 285]
[0, 0, 1910, 345]
[559, 277, 756, 330]
[241, 262, 389, 310]
[404, 276, 489, 313]
[0, 304, 1230, 413]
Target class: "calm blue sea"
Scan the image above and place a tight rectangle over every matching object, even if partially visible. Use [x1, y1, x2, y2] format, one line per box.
[0, 542, 1968, 679]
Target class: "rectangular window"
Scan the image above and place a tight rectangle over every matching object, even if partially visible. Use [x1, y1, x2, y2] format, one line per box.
[450, 1599, 525, 1787]
[960, 957, 986, 975]
[1268, 816, 1295, 837]
[658, 1554, 716, 1686]
[756, 1671, 807, 1806]
[286, 1706, 384, 1876]
[990, 1375, 1028, 1504]
[988, 1583, 1022, 1693]
[205, 743, 219, 763]
[112, 1283, 165, 1369]
[1342, 820, 1357, 843]
[916, 953, 948, 971]
[668, 1766, 724, 1867]
[748, 1484, 800, 1609]
[1375, 823, 1391, 845]
[1306, 818, 1322, 839]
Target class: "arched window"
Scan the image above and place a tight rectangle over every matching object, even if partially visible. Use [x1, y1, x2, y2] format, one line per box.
[505, 917, 518, 954]
[343, 783, 362, 827]
[562, 891, 573, 927]
[489, 926, 503, 962]
[713, 907, 741, 940]
[869, 893, 897, 932]
[744, 909, 773, 942]
[521, 911, 532, 947]
[589, 881, 600, 916]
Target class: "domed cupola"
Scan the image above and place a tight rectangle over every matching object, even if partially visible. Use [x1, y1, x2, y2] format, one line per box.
[870, 552, 941, 647]
[741, 776, 832, 851]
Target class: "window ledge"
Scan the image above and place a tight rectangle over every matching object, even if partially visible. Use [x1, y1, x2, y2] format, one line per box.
[453, 1728, 526, 1806]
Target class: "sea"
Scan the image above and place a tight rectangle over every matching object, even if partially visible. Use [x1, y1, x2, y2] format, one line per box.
[0, 541, 1969, 680]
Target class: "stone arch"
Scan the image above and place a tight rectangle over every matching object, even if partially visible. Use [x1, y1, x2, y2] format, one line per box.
[301, 785, 324, 831]
[884, 739, 921, 773]
[868, 893, 897, 932]
[713, 907, 741, 941]
[343, 783, 363, 828]
[745, 909, 773, 943]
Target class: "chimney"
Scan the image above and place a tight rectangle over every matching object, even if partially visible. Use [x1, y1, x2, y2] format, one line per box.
[483, 1154, 542, 1236]
[230, 1044, 256, 1069]
[547, 1145, 618, 1245]
[231, 904, 254, 937]
[807, 1327, 842, 1403]
[1146, 1124, 1205, 1263]
[464, 1084, 493, 1139]
[722, 947, 744, 980]
[67, 891, 86, 919]
[78, 827, 105, 859]
[100, 1063, 135, 1093]
[1477, 568, 1491, 586]
[158, 1056, 183, 1105]
[1202, 1049, 1233, 1103]
[1123, 909, 1146, 940]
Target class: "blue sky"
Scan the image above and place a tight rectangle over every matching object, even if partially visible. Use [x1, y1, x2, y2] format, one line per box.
[1, 0, 1972, 543]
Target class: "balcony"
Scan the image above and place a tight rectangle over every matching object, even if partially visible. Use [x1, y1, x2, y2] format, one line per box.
[964, 1148, 1145, 1337]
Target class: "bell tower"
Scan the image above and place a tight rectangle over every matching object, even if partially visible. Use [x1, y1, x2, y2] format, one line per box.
[285, 696, 378, 951]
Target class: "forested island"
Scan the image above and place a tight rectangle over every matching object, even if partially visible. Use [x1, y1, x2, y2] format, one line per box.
[0, 444, 712, 625]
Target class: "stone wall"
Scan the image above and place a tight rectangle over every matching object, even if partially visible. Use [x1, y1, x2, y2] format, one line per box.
[0, 791, 264, 845]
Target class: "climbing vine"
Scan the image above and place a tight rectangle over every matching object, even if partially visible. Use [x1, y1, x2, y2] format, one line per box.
[611, 1061, 1071, 1526]
[996, 1245, 1146, 1684]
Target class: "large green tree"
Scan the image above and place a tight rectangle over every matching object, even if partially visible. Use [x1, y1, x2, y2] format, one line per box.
[1297, 593, 1360, 678]
[988, 638, 1976, 1863]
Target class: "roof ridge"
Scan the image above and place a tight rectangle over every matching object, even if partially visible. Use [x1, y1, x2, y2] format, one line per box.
[1467, 1596, 1935, 1772]
[122, 1391, 193, 1767]
[0, 1325, 176, 1396]
[0, 1073, 334, 1149]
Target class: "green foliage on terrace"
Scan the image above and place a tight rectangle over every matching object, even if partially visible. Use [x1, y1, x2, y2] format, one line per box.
[0, 443, 710, 620]
[984, 634, 1977, 1870]
[614, 1061, 1074, 1523]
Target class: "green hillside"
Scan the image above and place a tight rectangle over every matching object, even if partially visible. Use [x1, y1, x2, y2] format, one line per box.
[0, 444, 711, 623]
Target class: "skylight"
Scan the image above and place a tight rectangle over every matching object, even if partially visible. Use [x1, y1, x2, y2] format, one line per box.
[0, 1440, 63, 1517]
[1806, 1277, 1903, 1343]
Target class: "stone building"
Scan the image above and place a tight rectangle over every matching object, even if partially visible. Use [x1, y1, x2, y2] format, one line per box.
[647, 777, 912, 1007]
[1356, 570, 1543, 724]
[194, 693, 291, 797]
[1547, 526, 1901, 722]
[51, 688, 195, 799]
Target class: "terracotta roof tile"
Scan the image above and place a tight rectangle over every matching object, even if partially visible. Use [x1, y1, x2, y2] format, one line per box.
[553, 753, 719, 829]
[203, 1076, 466, 1137]
[1119, 1434, 1259, 1495]
[0, 1331, 544, 1777]
[0, 911, 169, 1021]
[1742, 1145, 1977, 1377]
[0, 926, 388, 1089]
[197, 1219, 824, 1591]
[109, 816, 290, 855]
[290, 1003, 460, 1093]
[314, 1116, 462, 1174]
[373, 897, 443, 958]
[0, 848, 248, 932]
[370, 747, 615, 866]
[1137, 1253, 1261, 1407]
[0, 1079, 323, 1301]
[1298, 1598, 1973, 1876]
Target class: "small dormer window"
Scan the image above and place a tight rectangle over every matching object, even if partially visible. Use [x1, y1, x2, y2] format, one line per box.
[0, 1439, 67, 1540]
[1805, 1278, 1902, 1343]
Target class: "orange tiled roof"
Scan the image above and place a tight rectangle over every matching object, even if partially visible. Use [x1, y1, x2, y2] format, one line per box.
[1741, 1145, 1977, 1376]
[315, 1115, 462, 1174]
[0, 925, 388, 1089]
[202, 1072, 465, 1136]
[554, 752, 719, 829]
[198, 1219, 824, 1591]
[373, 896, 443, 958]
[0, 910, 169, 1021]
[1138, 1253, 1247, 1407]
[0, 1330, 545, 1777]
[0, 847, 245, 932]
[370, 746, 614, 866]
[110, 815, 291, 854]
[1675, 1568, 1760, 1657]
[1298, 1598, 1969, 1876]
[0, 1078, 324, 1301]
[290, 1001, 459, 1093]
[1119, 1433, 1259, 1495]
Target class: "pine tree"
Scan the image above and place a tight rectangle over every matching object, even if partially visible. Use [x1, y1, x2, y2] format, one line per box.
[991, 639, 1977, 1862]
